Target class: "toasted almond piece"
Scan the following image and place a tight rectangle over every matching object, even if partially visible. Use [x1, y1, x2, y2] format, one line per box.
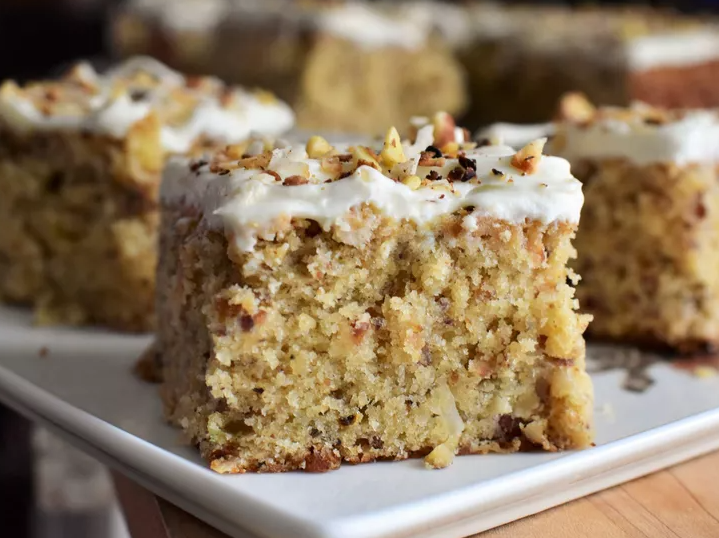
[222, 142, 250, 160]
[237, 151, 272, 170]
[432, 111, 456, 148]
[306, 135, 333, 159]
[380, 126, 407, 167]
[418, 153, 446, 167]
[401, 175, 422, 190]
[350, 146, 381, 171]
[320, 155, 344, 178]
[511, 138, 546, 175]
[557, 92, 596, 123]
[284, 175, 309, 186]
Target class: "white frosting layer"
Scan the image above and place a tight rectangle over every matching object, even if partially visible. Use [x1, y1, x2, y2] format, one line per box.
[477, 123, 555, 149]
[627, 30, 719, 72]
[163, 136, 583, 252]
[317, 3, 429, 50]
[557, 110, 719, 166]
[0, 57, 295, 153]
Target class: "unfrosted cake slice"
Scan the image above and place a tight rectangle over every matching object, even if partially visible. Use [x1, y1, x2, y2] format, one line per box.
[111, 0, 467, 135]
[157, 113, 593, 473]
[0, 56, 294, 331]
[553, 94, 719, 352]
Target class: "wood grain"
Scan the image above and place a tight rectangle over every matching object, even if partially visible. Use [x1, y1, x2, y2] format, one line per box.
[117, 450, 719, 538]
[485, 450, 719, 538]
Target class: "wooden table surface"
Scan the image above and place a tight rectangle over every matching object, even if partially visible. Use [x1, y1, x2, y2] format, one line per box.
[115, 449, 719, 538]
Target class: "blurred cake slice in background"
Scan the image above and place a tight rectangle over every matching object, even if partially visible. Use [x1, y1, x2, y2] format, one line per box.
[458, 4, 719, 126]
[111, 0, 467, 135]
[553, 94, 719, 353]
[0, 56, 293, 331]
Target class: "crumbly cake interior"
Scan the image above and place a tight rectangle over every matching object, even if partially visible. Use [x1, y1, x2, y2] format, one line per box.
[555, 95, 719, 352]
[158, 122, 593, 473]
[0, 127, 158, 330]
[295, 35, 467, 134]
[572, 159, 719, 352]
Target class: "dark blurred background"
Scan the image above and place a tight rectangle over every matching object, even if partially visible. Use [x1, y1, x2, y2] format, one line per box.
[1, 0, 719, 80]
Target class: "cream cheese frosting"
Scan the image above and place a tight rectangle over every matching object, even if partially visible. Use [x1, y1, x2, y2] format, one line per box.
[316, 3, 430, 50]
[162, 126, 584, 252]
[555, 108, 719, 166]
[0, 56, 295, 153]
[477, 123, 555, 149]
[626, 30, 719, 72]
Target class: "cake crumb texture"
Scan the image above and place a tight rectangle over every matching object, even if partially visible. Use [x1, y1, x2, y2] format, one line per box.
[158, 203, 594, 472]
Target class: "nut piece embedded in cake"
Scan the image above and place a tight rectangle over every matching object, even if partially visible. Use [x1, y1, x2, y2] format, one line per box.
[0, 56, 294, 331]
[553, 97, 719, 352]
[156, 118, 594, 473]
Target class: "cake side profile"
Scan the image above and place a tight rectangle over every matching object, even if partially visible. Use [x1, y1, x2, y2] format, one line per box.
[554, 94, 719, 352]
[157, 114, 593, 473]
[0, 57, 294, 331]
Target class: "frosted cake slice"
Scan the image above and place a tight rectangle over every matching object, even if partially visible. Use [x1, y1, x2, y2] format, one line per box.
[0, 56, 294, 331]
[157, 113, 593, 473]
[554, 94, 719, 352]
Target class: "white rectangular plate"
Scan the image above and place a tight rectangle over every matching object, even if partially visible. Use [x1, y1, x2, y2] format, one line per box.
[1, 306, 719, 538]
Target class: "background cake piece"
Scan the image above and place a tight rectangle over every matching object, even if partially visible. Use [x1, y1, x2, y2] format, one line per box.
[157, 116, 593, 473]
[0, 56, 294, 331]
[553, 96, 719, 352]
[111, 0, 467, 135]
[459, 5, 719, 126]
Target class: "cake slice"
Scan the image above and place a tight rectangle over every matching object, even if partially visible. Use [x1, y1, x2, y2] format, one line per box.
[157, 113, 593, 473]
[459, 4, 719, 126]
[0, 56, 294, 331]
[111, 0, 467, 135]
[553, 94, 719, 352]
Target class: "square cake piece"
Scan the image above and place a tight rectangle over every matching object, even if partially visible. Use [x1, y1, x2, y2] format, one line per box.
[459, 4, 719, 126]
[0, 57, 294, 331]
[553, 95, 719, 352]
[111, 0, 467, 135]
[157, 113, 593, 473]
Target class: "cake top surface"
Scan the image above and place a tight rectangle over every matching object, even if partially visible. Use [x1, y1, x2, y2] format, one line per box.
[554, 93, 719, 166]
[0, 56, 295, 153]
[162, 113, 584, 251]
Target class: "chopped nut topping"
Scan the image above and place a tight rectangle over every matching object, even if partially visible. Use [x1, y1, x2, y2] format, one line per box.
[380, 126, 407, 167]
[458, 156, 476, 170]
[418, 152, 446, 168]
[511, 138, 546, 175]
[557, 92, 596, 124]
[432, 111, 456, 148]
[306, 135, 333, 159]
[284, 175, 309, 186]
[236, 152, 272, 170]
[401, 175, 422, 190]
[320, 155, 344, 178]
[350, 146, 381, 171]
[447, 167, 465, 182]
[424, 145, 443, 158]
[440, 141, 460, 157]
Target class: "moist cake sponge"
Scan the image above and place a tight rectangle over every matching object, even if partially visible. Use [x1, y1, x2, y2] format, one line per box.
[157, 114, 593, 473]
